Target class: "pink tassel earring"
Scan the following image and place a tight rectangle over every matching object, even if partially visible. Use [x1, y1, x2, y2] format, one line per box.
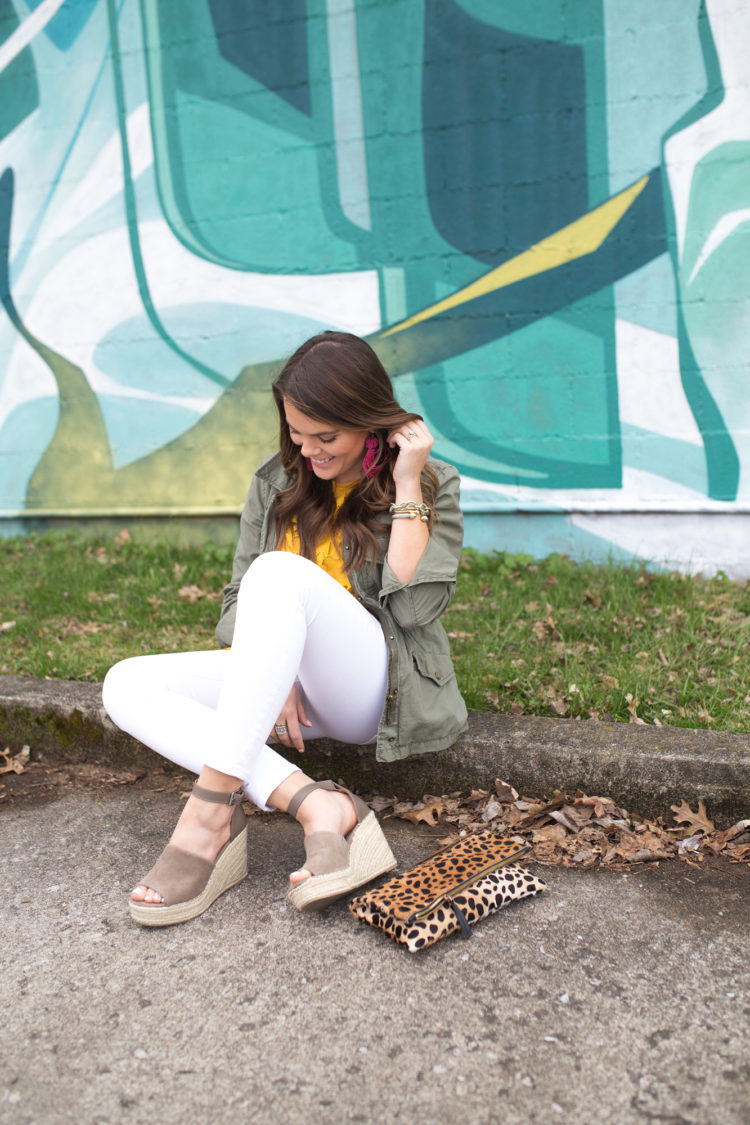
[362, 435, 381, 479]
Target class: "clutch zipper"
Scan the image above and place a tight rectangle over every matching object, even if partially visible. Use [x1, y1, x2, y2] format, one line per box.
[406, 843, 529, 924]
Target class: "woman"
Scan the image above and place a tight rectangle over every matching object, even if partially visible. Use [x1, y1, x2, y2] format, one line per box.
[103, 331, 468, 925]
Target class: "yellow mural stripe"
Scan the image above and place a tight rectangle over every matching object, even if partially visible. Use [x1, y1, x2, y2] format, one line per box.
[381, 174, 651, 337]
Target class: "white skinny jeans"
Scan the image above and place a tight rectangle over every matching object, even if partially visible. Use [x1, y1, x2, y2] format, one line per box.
[102, 552, 389, 810]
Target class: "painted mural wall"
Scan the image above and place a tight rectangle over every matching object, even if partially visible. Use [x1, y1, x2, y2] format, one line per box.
[1, 0, 748, 574]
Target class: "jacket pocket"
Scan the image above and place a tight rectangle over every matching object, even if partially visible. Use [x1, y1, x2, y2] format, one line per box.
[412, 651, 457, 686]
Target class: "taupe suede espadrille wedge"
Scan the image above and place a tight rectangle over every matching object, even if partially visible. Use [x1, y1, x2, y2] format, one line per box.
[130, 783, 248, 927]
[287, 780, 397, 913]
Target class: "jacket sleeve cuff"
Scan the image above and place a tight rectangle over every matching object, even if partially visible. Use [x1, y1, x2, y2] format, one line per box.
[379, 535, 459, 596]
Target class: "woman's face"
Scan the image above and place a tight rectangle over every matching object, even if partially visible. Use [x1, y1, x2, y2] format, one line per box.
[283, 399, 369, 483]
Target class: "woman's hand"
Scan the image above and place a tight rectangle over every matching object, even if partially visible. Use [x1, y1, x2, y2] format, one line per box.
[270, 684, 312, 753]
[386, 419, 434, 584]
[387, 418, 434, 494]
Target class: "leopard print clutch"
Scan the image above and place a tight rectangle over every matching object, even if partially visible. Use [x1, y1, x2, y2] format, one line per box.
[349, 833, 545, 953]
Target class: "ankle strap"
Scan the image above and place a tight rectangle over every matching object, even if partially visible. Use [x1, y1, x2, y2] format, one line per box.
[192, 783, 245, 806]
[286, 780, 339, 820]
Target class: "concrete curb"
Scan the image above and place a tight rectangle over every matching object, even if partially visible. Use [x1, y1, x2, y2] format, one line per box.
[1, 675, 749, 824]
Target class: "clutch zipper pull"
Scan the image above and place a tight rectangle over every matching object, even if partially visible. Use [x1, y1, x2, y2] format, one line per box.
[449, 899, 473, 940]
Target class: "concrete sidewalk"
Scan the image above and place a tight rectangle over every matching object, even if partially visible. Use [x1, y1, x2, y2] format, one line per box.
[1, 674, 749, 823]
[2, 784, 749, 1125]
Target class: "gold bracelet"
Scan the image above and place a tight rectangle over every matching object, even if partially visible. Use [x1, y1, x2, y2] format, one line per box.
[389, 501, 431, 522]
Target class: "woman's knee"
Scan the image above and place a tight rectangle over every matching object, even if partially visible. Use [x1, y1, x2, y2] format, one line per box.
[239, 551, 314, 595]
[102, 655, 154, 723]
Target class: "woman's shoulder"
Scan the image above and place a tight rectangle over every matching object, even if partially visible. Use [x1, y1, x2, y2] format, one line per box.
[427, 456, 461, 486]
[253, 451, 289, 487]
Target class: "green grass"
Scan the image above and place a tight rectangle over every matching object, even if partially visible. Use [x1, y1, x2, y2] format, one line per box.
[445, 549, 750, 730]
[1, 533, 749, 732]
[0, 531, 230, 681]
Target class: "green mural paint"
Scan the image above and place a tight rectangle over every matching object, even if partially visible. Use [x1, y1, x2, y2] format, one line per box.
[0, 0, 39, 141]
[106, 0, 230, 389]
[139, 0, 366, 271]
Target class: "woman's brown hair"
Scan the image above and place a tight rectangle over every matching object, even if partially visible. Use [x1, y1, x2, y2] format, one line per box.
[271, 331, 438, 569]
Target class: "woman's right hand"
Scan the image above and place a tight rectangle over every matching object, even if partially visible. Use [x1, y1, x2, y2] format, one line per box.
[269, 684, 312, 753]
[387, 417, 433, 493]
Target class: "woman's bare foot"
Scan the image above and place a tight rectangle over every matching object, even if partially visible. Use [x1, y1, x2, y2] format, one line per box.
[131, 773, 241, 903]
[265, 772, 359, 888]
[288, 788, 357, 886]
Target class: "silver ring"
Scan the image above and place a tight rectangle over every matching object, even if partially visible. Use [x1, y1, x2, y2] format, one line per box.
[274, 724, 288, 735]
[406, 430, 416, 440]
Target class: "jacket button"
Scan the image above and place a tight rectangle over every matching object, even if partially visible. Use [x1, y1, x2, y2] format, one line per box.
[435, 672, 441, 679]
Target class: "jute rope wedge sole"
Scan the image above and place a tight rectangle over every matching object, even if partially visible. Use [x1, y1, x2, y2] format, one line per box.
[287, 781, 397, 913]
[130, 784, 248, 927]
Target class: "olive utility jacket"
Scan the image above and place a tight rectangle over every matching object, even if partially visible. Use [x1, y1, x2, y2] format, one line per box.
[215, 453, 468, 763]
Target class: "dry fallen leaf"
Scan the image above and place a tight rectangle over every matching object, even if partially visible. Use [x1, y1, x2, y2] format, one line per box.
[494, 780, 519, 803]
[63, 620, 111, 636]
[548, 809, 580, 833]
[532, 824, 568, 844]
[399, 799, 445, 826]
[670, 799, 715, 835]
[362, 782, 744, 869]
[178, 584, 207, 602]
[366, 795, 394, 813]
[481, 799, 504, 822]
[0, 745, 30, 775]
[625, 693, 646, 725]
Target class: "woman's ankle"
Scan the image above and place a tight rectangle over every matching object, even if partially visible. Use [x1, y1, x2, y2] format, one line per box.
[267, 770, 311, 814]
[295, 790, 356, 837]
[197, 766, 244, 793]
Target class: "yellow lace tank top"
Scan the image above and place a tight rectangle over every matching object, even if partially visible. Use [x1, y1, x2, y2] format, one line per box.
[280, 479, 356, 592]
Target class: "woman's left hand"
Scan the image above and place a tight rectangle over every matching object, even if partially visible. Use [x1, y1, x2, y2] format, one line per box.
[269, 684, 312, 753]
[387, 418, 434, 491]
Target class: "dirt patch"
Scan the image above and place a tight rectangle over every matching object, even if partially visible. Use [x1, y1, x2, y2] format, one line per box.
[0, 751, 193, 809]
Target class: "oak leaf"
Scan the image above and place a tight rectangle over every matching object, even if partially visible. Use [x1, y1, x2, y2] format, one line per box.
[670, 799, 715, 835]
[400, 799, 444, 826]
